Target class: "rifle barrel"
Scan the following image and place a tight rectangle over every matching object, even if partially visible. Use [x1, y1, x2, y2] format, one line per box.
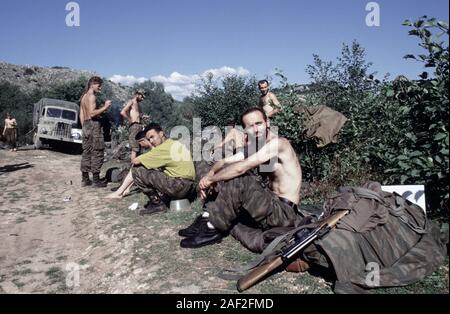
[283, 229, 320, 260]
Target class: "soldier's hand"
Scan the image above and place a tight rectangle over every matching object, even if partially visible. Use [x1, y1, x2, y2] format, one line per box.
[105, 100, 112, 109]
[199, 176, 213, 190]
[199, 188, 208, 200]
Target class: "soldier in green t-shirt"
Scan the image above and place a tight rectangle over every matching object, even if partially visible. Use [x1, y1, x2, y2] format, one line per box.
[131, 123, 196, 216]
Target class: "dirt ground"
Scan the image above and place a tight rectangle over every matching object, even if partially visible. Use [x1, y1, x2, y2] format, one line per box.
[0, 149, 448, 294]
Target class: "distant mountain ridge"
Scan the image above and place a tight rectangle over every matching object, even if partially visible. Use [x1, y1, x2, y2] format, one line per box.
[0, 61, 130, 102]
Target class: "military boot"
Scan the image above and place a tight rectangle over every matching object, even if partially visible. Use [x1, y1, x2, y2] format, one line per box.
[81, 172, 92, 187]
[178, 214, 209, 237]
[180, 221, 223, 249]
[139, 193, 169, 216]
[92, 173, 107, 188]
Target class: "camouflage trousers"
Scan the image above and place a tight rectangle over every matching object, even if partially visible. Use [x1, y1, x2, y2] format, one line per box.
[205, 173, 299, 232]
[129, 123, 143, 153]
[80, 120, 105, 174]
[4, 128, 17, 149]
[132, 167, 195, 204]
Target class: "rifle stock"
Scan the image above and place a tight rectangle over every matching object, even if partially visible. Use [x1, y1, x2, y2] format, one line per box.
[237, 256, 284, 292]
[236, 210, 349, 292]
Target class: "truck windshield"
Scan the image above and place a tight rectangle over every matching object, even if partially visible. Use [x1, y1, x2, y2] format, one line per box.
[46, 108, 77, 121]
[62, 110, 76, 121]
[47, 108, 62, 118]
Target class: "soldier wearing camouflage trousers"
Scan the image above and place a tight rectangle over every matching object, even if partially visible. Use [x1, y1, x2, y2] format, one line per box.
[120, 89, 147, 161]
[131, 123, 196, 216]
[179, 107, 304, 249]
[205, 172, 298, 231]
[79, 76, 112, 187]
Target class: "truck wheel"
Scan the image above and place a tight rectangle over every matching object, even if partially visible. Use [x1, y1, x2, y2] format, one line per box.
[34, 134, 42, 149]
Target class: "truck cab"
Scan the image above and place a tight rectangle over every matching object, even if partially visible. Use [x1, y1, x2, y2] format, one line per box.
[33, 98, 83, 149]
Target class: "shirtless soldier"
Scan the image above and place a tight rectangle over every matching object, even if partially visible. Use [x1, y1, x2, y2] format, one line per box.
[258, 80, 282, 118]
[79, 76, 112, 187]
[179, 107, 302, 248]
[212, 118, 246, 157]
[121, 89, 147, 161]
[3, 113, 18, 152]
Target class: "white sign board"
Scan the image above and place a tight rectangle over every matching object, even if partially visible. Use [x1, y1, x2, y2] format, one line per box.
[381, 185, 426, 213]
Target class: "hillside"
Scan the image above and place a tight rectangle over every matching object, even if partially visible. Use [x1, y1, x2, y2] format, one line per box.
[0, 61, 130, 102]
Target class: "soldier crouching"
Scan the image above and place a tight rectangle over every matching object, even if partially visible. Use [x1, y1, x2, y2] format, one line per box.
[131, 123, 196, 215]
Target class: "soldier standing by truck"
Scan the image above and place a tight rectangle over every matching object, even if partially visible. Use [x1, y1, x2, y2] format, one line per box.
[79, 76, 112, 187]
[3, 113, 18, 152]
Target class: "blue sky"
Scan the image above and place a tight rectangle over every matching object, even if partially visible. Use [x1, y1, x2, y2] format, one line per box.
[0, 0, 448, 99]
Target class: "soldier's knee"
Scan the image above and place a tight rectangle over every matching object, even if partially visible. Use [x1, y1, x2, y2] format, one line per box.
[131, 167, 147, 186]
[131, 166, 141, 180]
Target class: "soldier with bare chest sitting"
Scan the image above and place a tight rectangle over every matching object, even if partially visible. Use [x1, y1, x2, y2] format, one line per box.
[179, 107, 303, 249]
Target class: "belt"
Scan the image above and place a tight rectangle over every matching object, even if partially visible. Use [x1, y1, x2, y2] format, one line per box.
[279, 197, 300, 214]
[129, 122, 142, 128]
[84, 118, 100, 123]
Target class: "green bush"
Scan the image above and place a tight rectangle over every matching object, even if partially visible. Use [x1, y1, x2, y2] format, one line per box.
[297, 18, 448, 218]
[379, 17, 449, 218]
[298, 41, 384, 185]
[190, 74, 259, 129]
[132, 80, 181, 130]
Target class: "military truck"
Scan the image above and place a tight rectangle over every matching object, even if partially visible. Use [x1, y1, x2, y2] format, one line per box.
[33, 98, 83, 149]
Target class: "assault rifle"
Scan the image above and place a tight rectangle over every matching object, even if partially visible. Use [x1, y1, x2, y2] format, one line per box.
[237, 209, 349, 292]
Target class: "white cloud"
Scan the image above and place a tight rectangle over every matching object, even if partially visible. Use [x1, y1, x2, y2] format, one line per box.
[202, 66, 250, 78]
[109, 74, 148, 86]
[108, 66, 250, 100]
[151, 66, 250, 101]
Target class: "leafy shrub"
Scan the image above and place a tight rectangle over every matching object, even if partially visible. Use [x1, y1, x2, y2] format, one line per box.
[190, 74, 259, 129]
[379, 17, 449, 218]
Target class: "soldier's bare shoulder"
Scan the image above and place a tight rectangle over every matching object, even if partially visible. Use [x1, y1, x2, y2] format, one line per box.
[276, 137, 292, 150]
[82, 93, 95, 103]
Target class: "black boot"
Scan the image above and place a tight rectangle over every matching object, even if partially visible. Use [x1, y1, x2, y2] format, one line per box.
[178, 214, 209, 237]
[180, 221, 223, 249]
[81, 172, 92, 187]
[139, 202, 168, 216]
[139, 193, 169, 216]
[92, 173, 107, 188]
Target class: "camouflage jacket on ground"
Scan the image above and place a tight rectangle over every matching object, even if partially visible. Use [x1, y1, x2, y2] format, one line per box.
[302, 181, 448, 294]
